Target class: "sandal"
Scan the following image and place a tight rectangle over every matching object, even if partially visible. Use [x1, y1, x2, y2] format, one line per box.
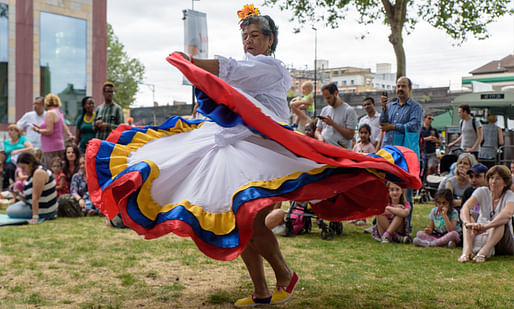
[458, 253, 472, 263]
[473, 254, 486, 263]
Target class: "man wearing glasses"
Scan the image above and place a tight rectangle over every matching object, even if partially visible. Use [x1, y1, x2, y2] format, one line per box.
[421, 113, 441, 177]
[16, 97, 46, 149]
[93, 82, 124, 140]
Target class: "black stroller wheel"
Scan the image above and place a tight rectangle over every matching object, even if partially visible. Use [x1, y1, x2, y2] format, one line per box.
[330, 221, 343, 235]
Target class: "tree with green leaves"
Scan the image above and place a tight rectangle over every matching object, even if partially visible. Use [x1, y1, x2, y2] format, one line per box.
[264, 0, 513, 79]
[107, 24, 145, 108]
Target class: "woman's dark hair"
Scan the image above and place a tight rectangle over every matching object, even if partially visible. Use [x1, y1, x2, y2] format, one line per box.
[241, 15, 278, 53]
[17, 151, 41, 175]
[434, 189, 454, 215]
[64, 144, 81, 182]
[77, 96, 93, 126]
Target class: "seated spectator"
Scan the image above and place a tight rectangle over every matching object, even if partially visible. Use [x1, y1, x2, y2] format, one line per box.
[461, 163, 488, 219]
[413, 189, 461, 248]
[13, 166, 28, 194]
[70, 156, 98, 216]
[445, 153, 477, 208]
[3, 124, 33, 189]
[371, 182, 412, 244]
[50, 157, 68, 197]
[353, 124, 376, 154]
[6, 151, 58, 223]
[63, 144, 80, 188]
[459, 165, 514, 263]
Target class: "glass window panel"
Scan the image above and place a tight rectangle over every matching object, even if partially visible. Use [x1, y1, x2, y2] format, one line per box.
[0, 3, 8, 122]
[40, 12, 86, 124]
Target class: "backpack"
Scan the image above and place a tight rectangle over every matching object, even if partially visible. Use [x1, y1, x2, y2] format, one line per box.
[286, 202, 311, 236]
[57, 194, 84, 217]
[459, 117, 483, 146]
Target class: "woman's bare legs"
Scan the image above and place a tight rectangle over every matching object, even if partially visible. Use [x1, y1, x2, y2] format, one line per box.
[459, 225, 476, 262]
[241, 205, 293, 298]
[475, 225, 505, 261]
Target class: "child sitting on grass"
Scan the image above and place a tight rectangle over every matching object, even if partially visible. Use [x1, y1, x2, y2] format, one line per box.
[413, 189, 461, 248]
[50, 158, 68, 197]
[371, 181, 412, 243]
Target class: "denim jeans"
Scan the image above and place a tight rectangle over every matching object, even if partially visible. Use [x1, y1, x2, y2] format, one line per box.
[6, 201, 57, 219]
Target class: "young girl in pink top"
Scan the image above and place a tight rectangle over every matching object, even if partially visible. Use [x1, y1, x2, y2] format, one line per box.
[353, 124, 376, 154]
[371, 182, 412, 243]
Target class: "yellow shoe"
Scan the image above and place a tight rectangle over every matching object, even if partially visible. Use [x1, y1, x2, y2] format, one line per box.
[234, 294, 271, 308]
[271, 272, 299, 305]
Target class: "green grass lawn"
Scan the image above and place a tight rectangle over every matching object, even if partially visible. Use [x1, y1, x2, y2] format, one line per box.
[0, 203, 512, 308]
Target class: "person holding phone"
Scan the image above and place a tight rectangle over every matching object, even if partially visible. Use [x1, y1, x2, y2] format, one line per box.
[379, 77, 423, 225]
[315, 83, 357, 149]
[93, 82, 124, 140]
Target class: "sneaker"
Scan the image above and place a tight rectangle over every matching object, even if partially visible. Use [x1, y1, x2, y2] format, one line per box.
[397, 235, 412, 244]
[413, 237, 430, 247]
[381, 233, 392, 243]
[364, 226, 373, 234]
[234, 295, 271, 308]
[271, 271, 299, 305]
[448, 240, 456, 249]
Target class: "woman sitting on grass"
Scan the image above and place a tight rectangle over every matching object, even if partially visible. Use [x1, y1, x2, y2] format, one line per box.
[413, 189, 461, 248]
[6, 151, 57, 223]
[371, 182, 412, 243]
[70, 156, 98, 216]
[459, 165, 514, 263]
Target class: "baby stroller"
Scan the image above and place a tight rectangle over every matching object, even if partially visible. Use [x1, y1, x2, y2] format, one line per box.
[424, 148, 460, 198]
[284, 201, 343, 240]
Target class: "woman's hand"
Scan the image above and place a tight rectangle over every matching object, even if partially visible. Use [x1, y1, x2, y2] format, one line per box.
[424, 226, 433, 234]
[466, 222, 486, 235]
[78, 199, 86, 209]
[174, 52, 190, 62]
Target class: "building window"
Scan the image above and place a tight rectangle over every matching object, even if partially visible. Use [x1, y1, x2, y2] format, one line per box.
[0, 3, 8, 122]
[351, 80, 354, 85]
[349, 88, 355, 93]
[40, 12, 87, 124]
[343, 80, 347, 86]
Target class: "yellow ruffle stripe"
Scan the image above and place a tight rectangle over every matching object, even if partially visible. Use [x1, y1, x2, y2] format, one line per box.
[106, 119, 336, 235]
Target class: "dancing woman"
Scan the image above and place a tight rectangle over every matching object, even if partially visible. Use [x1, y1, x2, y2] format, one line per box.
[86, 5, 420, 307]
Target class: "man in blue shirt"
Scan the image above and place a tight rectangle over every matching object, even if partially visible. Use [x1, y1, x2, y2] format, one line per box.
[379, 77, 423, 147]
[379, 76, 423, 233]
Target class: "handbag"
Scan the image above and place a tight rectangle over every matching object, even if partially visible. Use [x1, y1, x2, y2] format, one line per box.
[393, 124, 420, 158]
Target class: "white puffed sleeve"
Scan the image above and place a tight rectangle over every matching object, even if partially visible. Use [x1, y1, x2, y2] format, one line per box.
[216, 53, 291, 122]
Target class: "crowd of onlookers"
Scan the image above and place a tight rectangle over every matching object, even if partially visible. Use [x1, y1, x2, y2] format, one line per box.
[283, 78, 513, 263]
[0, 82, 124, 224]
[2, 77, 512, 263]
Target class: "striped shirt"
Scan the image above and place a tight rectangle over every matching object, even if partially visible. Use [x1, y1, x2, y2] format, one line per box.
[93, 102, 124, 140]
[23, 166, 58, 215]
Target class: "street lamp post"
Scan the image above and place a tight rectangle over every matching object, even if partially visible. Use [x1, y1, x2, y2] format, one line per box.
[312, 27, 317, 116]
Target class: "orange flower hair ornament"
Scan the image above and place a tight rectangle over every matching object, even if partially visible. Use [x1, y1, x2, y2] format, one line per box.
[237, 4, 260, 24]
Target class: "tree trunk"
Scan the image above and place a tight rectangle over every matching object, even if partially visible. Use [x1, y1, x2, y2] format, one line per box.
[389, 28, 406, 80]
[382, 0, 407, 80]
